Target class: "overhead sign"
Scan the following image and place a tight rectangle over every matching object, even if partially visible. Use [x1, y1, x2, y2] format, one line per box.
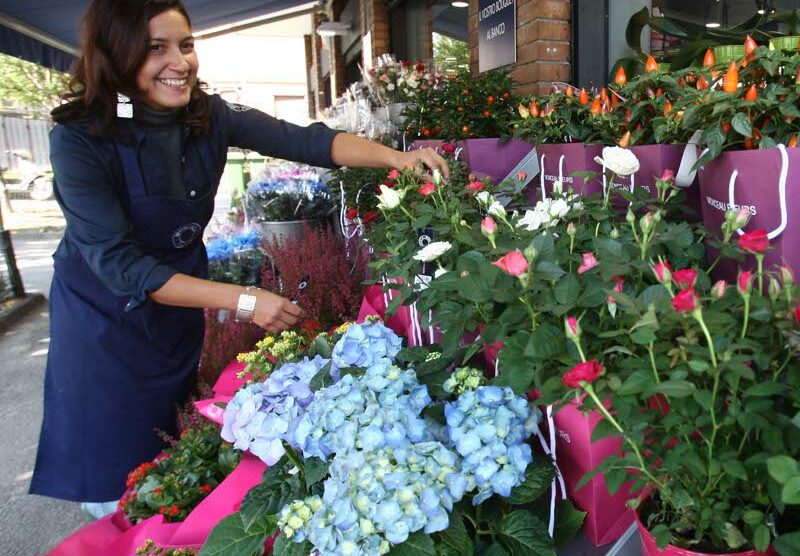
[478, 0, 516, 73]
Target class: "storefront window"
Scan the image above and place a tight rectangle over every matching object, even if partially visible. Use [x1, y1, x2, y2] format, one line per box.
[433, 32, 469, 70]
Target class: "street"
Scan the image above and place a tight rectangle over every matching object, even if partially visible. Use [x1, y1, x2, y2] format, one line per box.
[0, 230, 87, 555]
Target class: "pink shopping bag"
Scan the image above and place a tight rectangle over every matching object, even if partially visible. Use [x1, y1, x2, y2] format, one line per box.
[698, 144, 799, 281]
[533, 143, 605, 203]
[48, 455, 268, 556]
[357, 282, 438, 347]
[551, 401, 635, 545]
[194, 395, 231, 426]
[460, 138, 537, 185]
[213, 360, 248, 396]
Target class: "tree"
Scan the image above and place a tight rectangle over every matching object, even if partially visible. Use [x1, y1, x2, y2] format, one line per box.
[0, 54, 68, 117]
[433, 33, 470, 71]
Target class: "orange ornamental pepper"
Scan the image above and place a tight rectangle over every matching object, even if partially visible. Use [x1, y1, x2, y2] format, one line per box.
[655, 87, 664, 97]
[721, 121, 731, 134]
[645, 55, 659, 73]
[723, 61, 739, 93]
[744, 136, 755, 149]
[600, 87, 608, 103]
[529, 100, 540, 117]
[611, 94, 619, 107]
[744, 84, 758, 101]
[788, 135, 798, 148]
[602, 98, 611, 113]
[590, 97, 602, 115]
[663, 99, 672, 115]
[796, 68, 800, 85]
[565, 86, 574, 98]
[625, 108, 632, 123]
[744, 35, 757, 58]
[614, 66, 627, 86]
[678, 77, 686, 87]
[703, 48, 716, 67]
[579, 88, 590, 105]
[518, 103, 529, 118]
[618, 131, 631, 148]
[696, 76, 710, 90]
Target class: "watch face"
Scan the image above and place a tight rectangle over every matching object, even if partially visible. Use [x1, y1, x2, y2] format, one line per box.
[240, 295, 257, 311]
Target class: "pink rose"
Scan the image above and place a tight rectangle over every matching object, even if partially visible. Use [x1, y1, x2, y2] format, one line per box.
[672, 268, 698, 289]
[710, 280, 727, 299]
[466, 180, 485, 193]
[737, 271, 753, 295]
[660, 168, 675, 182]
[562, 360, 604, 388]
[577, 252, 598, 274]
[565, 316, 580, 339]
[671, 288, 699, 313]
[653, 261, 672, 284]
[481, 216, 496, 236]
[419, 182, 436, 196]
[738, 229, 769, 254]
[492, 250, 528, 276]
[387, 169, 401, 180]
[608, 276, 624, 302]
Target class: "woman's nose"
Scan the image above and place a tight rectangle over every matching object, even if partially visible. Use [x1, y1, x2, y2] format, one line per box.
[168, 48, 190, 71]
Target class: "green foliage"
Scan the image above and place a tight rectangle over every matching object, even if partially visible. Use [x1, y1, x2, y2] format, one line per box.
[0, 53, 67, 116]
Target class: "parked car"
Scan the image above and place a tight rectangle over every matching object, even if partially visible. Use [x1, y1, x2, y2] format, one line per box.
[0, 150, 53, 201]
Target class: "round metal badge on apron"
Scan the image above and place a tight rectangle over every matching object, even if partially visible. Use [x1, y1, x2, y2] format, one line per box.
[30, 135, 215, 502]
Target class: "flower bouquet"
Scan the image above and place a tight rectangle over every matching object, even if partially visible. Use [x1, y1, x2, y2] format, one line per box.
[206, 227, 265, 287]
[246, 164, 336, 224]
[367, 58, 443, 106]
[200, 320, 585, 555]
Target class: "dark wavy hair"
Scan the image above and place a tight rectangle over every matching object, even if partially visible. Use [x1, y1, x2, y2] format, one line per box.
[51, 0, 209, 138]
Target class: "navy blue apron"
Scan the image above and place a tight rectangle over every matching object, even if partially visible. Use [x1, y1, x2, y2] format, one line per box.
[30, 132, 215, 502]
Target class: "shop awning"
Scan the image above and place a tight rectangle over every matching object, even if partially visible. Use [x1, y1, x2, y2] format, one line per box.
[0, 0, 321, 72]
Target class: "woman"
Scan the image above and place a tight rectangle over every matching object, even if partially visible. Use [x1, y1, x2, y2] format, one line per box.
[30, 0, 448, 512]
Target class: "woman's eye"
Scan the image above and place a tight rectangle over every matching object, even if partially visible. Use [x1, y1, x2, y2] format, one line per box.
[149, 44, 162, 52]
[181, 43, 194, 52]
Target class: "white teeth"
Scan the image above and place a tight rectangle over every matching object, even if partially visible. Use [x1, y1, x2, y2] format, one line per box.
[159, 78, 187, 87]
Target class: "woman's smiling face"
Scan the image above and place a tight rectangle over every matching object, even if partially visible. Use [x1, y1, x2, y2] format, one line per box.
[136, 9, 198, 110]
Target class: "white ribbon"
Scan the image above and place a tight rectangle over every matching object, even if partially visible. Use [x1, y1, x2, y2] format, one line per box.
[728, 143, 790, 240]
[496, 353, 566, 538]
[539, 153, 565, 201]
[674, 130, 704, 188]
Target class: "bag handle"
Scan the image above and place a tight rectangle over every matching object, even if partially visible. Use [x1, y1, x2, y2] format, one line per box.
[674, 130, 704, 188]
[539, 153, 565, 201]
[728, 143, 790, 240]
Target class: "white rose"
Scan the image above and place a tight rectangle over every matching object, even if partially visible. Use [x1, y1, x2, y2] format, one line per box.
[552, 180, 563, 195]
[594, 146, 640, 177]
[517, 209, 545, 231]
[432, 169, 442, 186]
[488, 201, 506, 218]
[549, 198, 570, 219]
[413, 241, 452, 262]
[376, 184, 404, 210]
[387, 83, 395, 91]
[475, 191, 492, 206]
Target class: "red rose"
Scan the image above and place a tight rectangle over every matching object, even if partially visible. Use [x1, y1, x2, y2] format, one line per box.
[738, 229, 769, 253]
[672, 268, 698, 289]
[346, 208, 358, 220]
[492, 250, 529, 276]
[401, 60, 411, 68]
[416, 62, 425, 72]
[562, 360, 605, 388]
[653, 261, 672, 284]
[362, 211, 379, 225]
[794, 306, 800, 323]
[671, 288, 699, 313]
[383, 179, 396, 188]
[419, 182, 436, 196]
[737, 271, 753, 295]
[441, 143, 457, 155]
[466, 180, 485, 193]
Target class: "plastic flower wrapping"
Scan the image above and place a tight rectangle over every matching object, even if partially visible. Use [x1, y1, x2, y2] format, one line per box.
[216, 320, 544, 555]
[205, 226, 264, 286]
[246, 162, 335, 223]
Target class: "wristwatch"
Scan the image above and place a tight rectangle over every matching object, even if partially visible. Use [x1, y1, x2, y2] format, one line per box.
[235, 286, 258, 323]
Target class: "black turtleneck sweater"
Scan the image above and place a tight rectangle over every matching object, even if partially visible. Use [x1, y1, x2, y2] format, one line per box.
[134, 103, 187, 198]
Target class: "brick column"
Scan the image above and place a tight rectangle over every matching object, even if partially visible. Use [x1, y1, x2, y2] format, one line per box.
[361, 0, 390, 68]
[469, 0, 572, 96]
[310, 13, 326, 117]
[304, 34, 316, 119]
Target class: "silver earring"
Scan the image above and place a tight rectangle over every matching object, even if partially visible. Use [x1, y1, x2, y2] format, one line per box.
[117, 93, 133, 119]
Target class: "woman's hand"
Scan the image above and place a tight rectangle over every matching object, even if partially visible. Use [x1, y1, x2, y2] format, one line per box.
[252, 289, 305, 333]
[392, 148, 451, 178]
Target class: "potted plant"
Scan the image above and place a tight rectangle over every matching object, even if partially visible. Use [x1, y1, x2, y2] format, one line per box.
[246, 165, 336, 244]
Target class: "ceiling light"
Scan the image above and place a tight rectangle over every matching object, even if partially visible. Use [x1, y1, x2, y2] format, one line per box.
[317, 21, 352, 36]
[452, 1, 469, 7]
[705, 22, 721, 28]
[757, 9, 765, 14]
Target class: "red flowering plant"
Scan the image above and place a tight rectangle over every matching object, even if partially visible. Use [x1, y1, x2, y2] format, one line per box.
[120, 423, 239, 524]
[397, 159, 800, 552]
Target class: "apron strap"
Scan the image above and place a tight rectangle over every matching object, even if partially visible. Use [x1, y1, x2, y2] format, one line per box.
[115, 140, 148, 199]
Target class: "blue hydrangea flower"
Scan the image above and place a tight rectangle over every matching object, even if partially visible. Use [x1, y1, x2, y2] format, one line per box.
[330, 321, 403, 379]
[281, 442, 466, 556]
[444, 385, 541, 504]
[291, 359, 431, 461]
[221, 355, 328, 464]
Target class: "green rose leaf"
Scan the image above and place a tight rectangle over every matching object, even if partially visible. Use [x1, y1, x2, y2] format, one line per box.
[508, 458, 557, 504]
[651, 523, 672, 549]
[782, 476, 800, 505]
[754, 525, 771, 553]
[498, 510, 555, 556]
[655, 380, 694, 398]
[199, 513, 272, 556]
[388, 531, 436, 556]
[744, 382, 785, 397]
[483, 542, 510, 556]
[767, 456, 799, 485]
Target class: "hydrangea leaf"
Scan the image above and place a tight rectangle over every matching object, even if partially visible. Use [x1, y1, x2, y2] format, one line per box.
[387, 531, 436, 556]
[199, 512, 272, 556]
[498, 510, 555, 556]
[304, 457, 329, 489]
[240, 460, 304, 530]
[434, 510, 472, 556]
[552, 500, 586, 548]
[507, 459, 556, 505]
[272, 534, 311, 556]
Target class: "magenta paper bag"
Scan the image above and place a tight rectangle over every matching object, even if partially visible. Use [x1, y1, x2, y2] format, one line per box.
[698, 144, 799, 281]
[533, 143, 605, 203]
[552, 401, 635, 546]
[357, 283, 437, 347]
[195, 395, 231, 426]
[213, 360, 247, 396]
[47, 512, 133, 556]
[460, 138, 535, 184]
[170, 454, 266, 544]
[408, 139, 448, 152]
